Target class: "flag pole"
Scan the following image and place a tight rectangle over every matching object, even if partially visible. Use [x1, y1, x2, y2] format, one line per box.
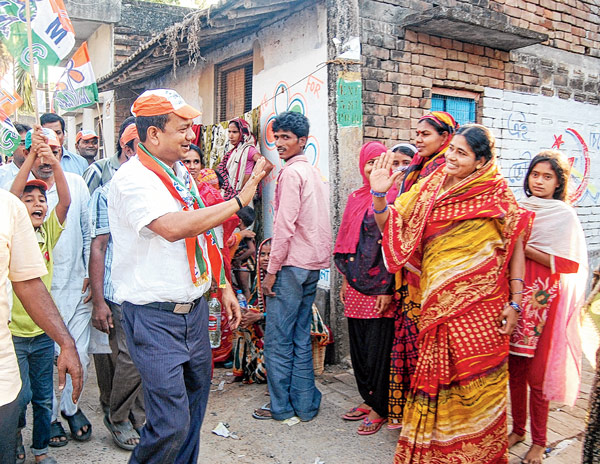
[24, 0, 39, 121]
[95, 100, 106, 159]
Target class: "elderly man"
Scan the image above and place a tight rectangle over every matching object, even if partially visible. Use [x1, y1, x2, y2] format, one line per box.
[108, 89, 265, 463]
[0, 127, 82, 463]
[75, 129, 99, 166]
[40, 113, 88, 176]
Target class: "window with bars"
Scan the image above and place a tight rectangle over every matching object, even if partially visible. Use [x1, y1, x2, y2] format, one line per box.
[216, 54, 253, 122]
[431, 93, 476, 126]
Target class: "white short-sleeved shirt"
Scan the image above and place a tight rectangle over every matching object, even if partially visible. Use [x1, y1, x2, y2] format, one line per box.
[0, 190, 47, 405]
[108, 156, 211, 305]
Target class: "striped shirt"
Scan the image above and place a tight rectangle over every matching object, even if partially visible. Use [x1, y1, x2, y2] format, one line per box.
[89, 183, 114, 302]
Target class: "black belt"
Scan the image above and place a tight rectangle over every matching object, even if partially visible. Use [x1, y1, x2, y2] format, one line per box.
[144, 298, 202, 314]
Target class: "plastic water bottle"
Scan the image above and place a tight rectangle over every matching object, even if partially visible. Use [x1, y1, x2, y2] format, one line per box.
[236, 289, 248, 313]
[208, 293, 221, 349]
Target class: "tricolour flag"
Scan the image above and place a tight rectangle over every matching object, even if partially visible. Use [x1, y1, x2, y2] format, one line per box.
[0, 0, 75, 81]
[53, 42, 98, 112]
[0, 110, 20, 156]
[0, 88, 22, 116]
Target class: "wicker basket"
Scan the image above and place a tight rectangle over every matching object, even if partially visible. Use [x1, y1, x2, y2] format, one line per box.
[312, 338, 326, 376]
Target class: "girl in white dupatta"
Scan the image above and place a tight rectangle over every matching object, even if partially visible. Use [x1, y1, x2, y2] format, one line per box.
[508, 150, 588, 464]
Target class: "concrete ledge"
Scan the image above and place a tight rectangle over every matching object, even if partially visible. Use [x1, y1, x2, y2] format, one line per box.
[64, 0, 121, 23]
[400, 5, 548, 51]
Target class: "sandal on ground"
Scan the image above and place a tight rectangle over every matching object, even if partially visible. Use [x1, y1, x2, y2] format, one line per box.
[357, 416, 387, 435]
[36, 456, 58, 464]
[103, 416, 139, 451]
[252, 402, 272, 420]
[387, 422, 402, 430]
[342, 406, 370, 421]
[15, 430, 25, 464]
[48, 421, 68, 448]
[61, 409, 92, 442]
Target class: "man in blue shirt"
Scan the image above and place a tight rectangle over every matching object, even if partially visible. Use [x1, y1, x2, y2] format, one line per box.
[40, 114, 88, 176]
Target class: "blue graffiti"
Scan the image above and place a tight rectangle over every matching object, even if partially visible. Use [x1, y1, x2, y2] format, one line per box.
[507, 112, 531, 141]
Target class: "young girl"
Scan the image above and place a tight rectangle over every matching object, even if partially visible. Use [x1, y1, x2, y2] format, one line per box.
[508, 150, 588, 464]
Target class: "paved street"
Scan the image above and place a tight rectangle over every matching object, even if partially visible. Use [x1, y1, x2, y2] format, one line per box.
[18, 312, 599, 464]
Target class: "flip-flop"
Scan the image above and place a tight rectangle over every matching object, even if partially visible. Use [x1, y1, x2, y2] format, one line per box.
[252, 402, 272, 420]
[357, 416, 387, 435]
[342, 406, 370, 421]
[48, 421, 68, 448]
[62, 409, 92, 442]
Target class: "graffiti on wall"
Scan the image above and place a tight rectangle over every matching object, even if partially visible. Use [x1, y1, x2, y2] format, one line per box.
[259, 76, 327, 219]
[505, 112, 599, 205]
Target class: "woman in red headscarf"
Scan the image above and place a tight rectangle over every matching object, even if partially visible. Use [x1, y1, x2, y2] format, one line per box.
[333, 141, 397, 435]
[216, 118, 273, 200]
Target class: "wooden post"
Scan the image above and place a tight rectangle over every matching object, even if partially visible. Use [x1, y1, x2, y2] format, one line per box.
[95, 100, 106, 159]
[24, 0, 38, 121]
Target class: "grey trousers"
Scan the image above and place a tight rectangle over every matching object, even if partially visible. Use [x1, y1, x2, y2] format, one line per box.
[94, 301, 145, 426]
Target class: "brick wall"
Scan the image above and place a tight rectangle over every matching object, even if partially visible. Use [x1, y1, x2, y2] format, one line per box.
[483, 0, 600, 58]
[360, 0, 600, 145]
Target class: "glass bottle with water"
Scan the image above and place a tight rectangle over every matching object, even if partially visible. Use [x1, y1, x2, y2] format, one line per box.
[236, 289, 248, 313]
[208, 293, 221, 349]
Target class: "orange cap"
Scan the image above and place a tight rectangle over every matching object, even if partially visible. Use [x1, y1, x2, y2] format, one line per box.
[75, 129, 98, 143]
[131, 89, 201, 119]
[119, 124, 139, 148]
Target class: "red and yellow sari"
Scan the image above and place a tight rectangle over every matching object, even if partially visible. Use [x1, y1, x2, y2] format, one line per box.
[383, 162, 532, 464]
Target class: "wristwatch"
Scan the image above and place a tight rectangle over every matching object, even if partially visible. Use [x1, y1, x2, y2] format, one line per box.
[508, 301, 522, 314]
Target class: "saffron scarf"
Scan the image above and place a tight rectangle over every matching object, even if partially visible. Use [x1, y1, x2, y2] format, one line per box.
[400, 111, 458, 193]
[137, 144, 227, 288]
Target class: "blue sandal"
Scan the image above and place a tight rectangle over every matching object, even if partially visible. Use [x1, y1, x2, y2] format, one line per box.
[62, 409, 92, 442]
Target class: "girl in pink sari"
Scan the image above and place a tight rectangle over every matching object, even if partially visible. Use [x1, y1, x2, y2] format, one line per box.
[508, 150, 588, 464]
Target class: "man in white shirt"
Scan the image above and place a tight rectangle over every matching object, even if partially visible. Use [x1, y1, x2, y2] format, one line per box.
[108, 89, 265, 463]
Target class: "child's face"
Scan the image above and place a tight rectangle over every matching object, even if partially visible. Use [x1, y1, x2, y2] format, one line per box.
[528, 161, 559, 200]
[22, 188, 48, 228]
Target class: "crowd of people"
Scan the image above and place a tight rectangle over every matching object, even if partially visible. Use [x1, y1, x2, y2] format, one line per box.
[0, 89, 598, 464]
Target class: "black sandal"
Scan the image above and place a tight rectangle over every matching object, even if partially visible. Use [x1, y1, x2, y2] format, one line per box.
[49, 421, 69, 447]
[62, 409, 92, 442]
[16, 430, 25, 464]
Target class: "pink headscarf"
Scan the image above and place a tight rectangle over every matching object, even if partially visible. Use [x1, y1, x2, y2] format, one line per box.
[334, 141, 394, 254]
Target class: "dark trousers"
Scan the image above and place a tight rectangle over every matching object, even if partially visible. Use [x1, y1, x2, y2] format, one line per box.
[0, 397, 19, 464]
[348, 317, 395, 418]
[122, 298, 212, 464]
[94, 302, 145, 426]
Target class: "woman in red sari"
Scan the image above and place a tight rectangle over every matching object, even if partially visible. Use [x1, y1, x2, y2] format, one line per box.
[370, 124, 530, 463]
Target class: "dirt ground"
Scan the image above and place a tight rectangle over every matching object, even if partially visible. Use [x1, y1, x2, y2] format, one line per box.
[18, 312, 599, 463]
